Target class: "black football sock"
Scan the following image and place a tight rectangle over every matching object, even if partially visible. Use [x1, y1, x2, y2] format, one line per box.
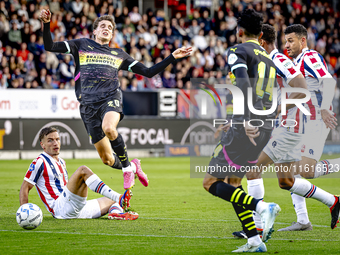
[208, 181, 260, 211]
[110, 153, 122, 169]
[110, 133, 130, 168]
[232, 186, 258, 238]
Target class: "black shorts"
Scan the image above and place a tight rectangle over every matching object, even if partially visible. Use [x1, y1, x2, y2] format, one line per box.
[80, 89, 124, 144]
[208, 126, 272, 179]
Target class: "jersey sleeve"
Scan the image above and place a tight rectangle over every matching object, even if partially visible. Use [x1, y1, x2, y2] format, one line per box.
[227, 47, 248, 74]
[120, 50, 176, 78]
[303, 53, 333, 79]
[43, 22, 80, 55]
[273, 54, 301, 82]
[63, 39, 81, 55]
[119, 51, 138, 72]
[24, 157, 44, 186]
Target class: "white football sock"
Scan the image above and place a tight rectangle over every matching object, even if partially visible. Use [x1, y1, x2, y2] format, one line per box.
[289, 178, 335, 208]
[122, 163, 136, 173]
[255, 200, 267, 215]
[291, 175, 309, 224]
[85, 174, 121, 202]
[314, 159, 340, 178]
[248, 235, 262, 246]
[109, 202, 123, 214]
[247, 178, 264, 230]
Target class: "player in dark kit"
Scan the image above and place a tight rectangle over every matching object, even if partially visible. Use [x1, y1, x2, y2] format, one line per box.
[202, 9, 280, 253]
[39, 10, 192, 190]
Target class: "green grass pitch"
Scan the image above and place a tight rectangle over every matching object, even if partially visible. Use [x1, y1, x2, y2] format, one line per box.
[1, 155, 340, 254]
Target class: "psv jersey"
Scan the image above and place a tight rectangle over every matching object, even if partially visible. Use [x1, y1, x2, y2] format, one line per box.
[270, 49, 305, 133]
[61, 38, 137, 105]
[227, 40, 277, 130]
[24, 152, 68, 216]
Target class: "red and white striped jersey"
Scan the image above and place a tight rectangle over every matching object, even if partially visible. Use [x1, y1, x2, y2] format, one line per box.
[293, 47, 333, 120]
[24, 152, 68, 216]
[270, 49, 306, 133]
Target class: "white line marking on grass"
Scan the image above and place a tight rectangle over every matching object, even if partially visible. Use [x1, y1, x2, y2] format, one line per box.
[139, 217, 330, 228]
[0, 230, 337, 242]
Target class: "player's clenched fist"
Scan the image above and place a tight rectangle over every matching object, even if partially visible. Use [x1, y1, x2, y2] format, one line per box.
[39, 9, 51, 23]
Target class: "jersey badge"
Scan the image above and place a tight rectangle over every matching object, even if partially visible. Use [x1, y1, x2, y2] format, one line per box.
[29, 163, 35, 172]
[228, 53, 238, 65]
[111, 51, 118, 55]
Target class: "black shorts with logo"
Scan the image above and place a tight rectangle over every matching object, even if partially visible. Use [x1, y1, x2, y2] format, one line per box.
[80, 89, 124, 144]
[208, 126, 272, 179]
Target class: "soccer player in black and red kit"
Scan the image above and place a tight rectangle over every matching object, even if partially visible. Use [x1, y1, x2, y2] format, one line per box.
[39, 9, 192, 190]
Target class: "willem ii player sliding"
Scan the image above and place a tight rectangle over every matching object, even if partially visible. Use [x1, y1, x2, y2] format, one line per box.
[20, 127, 138, 220]
[39, 9, 192, 190]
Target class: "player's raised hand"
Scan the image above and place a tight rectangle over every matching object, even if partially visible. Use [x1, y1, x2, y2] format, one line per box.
[245, 122, 260, 146]
[39, 9, 51, 23]
[321, 109, 338, 130]
[172, 47, 193, 59]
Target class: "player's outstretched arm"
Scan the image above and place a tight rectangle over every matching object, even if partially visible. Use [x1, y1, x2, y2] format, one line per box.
[19, 180, 34, 206]
[39, 9, 69, 53]
[124, 47, 192, 78]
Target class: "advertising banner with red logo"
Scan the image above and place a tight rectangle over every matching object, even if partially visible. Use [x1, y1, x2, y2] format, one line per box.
[0, 90, 80, 118]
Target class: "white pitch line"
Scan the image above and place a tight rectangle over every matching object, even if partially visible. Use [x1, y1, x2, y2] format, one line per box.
[5, 213, 331, 228]
[139, 217, 330, 228]
[0, 230, 338, 242]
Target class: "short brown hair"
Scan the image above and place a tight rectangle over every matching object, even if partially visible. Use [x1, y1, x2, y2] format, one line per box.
[93, 15, 116, 32]
[39, 127, 58, 142]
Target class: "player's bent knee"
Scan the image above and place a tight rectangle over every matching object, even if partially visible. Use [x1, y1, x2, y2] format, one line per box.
[99, 155, 114, 166]
[102, 126, 118, 140]
[278, 178, 294, 190]
[76, 165, 93, 176]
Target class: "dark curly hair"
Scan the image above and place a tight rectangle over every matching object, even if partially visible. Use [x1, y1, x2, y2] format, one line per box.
[237, 9, 263, 37]
[284, 24, 308, 39]
[261, 24, 276, 44]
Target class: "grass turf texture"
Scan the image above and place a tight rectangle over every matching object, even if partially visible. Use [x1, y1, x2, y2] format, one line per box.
[1, 155, 340, 254]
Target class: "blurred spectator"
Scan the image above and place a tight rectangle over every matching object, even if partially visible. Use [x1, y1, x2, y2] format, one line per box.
[129, 6, 142, 24]
[59, 55, 75, 83]
[72, 0, 84, 15]
[43, 75, 59, 89]
[0, 76, 8, 89]
[17, 43, 29, 61]
[29, 12, 41, 33]
[162, 70, 176, 88]
[49, 0, 61, 14]
[46, 51, 59, 74]
[24, 53, 36, 73]
[8, 22, 22, 49]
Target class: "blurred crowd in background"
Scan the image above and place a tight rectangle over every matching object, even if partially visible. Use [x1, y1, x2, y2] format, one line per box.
[0, 0, 340, 111]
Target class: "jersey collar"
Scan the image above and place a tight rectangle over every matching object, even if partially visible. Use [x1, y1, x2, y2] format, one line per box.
[42, 151, 59, 162]
[246, 39, 260, 45]
[294, 47, 309, 63]
[269, 48, 279, 59]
